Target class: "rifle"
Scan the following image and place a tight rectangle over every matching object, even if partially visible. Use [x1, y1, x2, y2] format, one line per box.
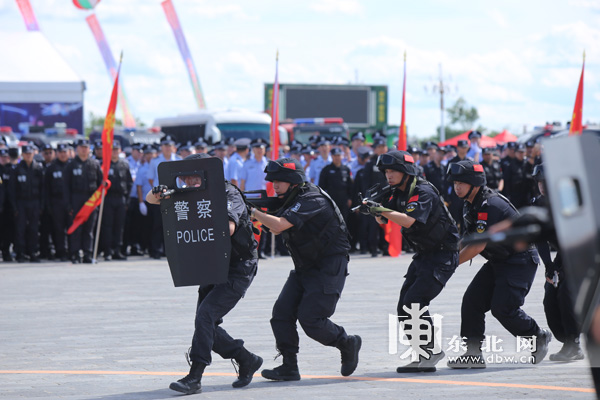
[351, 183, 394, 218]
[351, 183, 394, 213]
[243, 190, 284, 214]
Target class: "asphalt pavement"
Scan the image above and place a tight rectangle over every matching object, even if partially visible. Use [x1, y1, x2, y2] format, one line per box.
[0, 252, 594, 399]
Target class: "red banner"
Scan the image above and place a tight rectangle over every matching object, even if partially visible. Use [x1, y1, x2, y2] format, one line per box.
[101, 65, 120, 182]
[397, 52, 407, 151]
[384, 52, 406, 258]
[67, 61, 120, 235]
[16, 0, 40, 31]
[266, 52, 280, 197]
[569, 55, 585, 136]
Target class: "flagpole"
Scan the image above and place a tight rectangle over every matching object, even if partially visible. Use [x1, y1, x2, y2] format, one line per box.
[270, 50, 279, 259]
[92, 186, 107, 263]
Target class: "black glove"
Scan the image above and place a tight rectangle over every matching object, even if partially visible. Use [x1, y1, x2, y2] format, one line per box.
[152, 185, 169, 195]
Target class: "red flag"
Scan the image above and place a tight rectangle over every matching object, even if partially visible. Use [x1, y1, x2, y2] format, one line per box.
[67, 181, 112, 235]
[67, 59, 121, 235]
[266, 51, 280, 197]
[384, 52, 407, 258]
[16, 0, 40, 31]
[397, 52, 407, 151]
[569, 53, 585, 136]
[101, 64, 120, 182]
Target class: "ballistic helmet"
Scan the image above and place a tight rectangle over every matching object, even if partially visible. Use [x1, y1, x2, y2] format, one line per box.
[446, 159, 486, 187]
[264, 158, 306, 184]
[376, 150, 419, 176]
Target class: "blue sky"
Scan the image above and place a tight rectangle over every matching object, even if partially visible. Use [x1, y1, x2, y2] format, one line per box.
[0, 0, 598, 139]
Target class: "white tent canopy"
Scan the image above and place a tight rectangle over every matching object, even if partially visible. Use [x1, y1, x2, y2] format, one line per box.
[0, 31, 85, 102]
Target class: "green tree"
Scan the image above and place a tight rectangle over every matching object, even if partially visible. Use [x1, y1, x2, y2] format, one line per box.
[447, 97, 480, 131]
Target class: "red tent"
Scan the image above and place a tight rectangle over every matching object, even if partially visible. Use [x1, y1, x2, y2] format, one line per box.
[438, 130, 496, 148]
[493, 130, 517, 144]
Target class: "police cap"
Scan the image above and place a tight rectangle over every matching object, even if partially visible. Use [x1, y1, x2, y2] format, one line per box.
[56, 143, 68, 152]
[506, 141, 518, 150]
[289, 144, 303, 155]
[234, 138, 251, 150]
[161, 135, 176, 145]
[144, 145, 157, 154]
[112, 140, 122, 149]
[376, 150, 418, 176]
[251, 138, 269, 148]
[8, 147, 19, 158]
[373, 138, 387, 147]
[516, 143, 526, 152]
[468, 130, 482, 139]
[446, 159, 486, 187]
[301, 146, 315, 156]
[132, 143, 143, 151]
[358, 145, 373, 159]
[264, 158, 306, 184]
[194, 140, 208, 149]
[21, 144, 33, 154]
[330, 147, 343, 156]
[213, 141, 227, 150]
[351, 131, 366, 142]
[482, 147, 494, 155]
[94, 140, 103, 149]
[317, 138, 331, 147]
[75, 139, 90, 147]
[457, 140, 469, 148]
[425, 141, 439, 150]
[42, 143, 54, 151]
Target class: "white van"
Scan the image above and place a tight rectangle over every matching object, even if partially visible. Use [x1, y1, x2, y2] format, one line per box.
[153, 109, 287, 145]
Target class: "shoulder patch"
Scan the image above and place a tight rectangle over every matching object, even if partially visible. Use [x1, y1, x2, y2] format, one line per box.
[291, 202, 301, 212]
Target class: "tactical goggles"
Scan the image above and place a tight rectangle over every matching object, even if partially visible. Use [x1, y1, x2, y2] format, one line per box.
[449, 162, 483, 176]
[377, 153, 414, 166]
[265, 160, 298, 173]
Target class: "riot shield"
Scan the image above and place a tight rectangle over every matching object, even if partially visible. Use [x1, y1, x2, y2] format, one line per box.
[543, 134, 600, 332]
[158, 157, 231, 287]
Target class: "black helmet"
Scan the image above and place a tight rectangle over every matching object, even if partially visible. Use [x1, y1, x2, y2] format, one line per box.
[376, 150, 419, 176]
[532, 163, 544, 182]
[264, 158, 306, 184]
[446, 159, 486, 187]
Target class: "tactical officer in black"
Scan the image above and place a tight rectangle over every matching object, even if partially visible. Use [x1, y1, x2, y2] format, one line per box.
[506, 144, 533, 208]
[44, 143, 71, 261]
[64, 139, 102, 264]
[500, 141, 517, 199]
[100, 141, 132, 261]
[9, 145, 44, 262]
[148, 153, 262, 395]
[446, 159, 551, 369]
[531, 164, 583, 361]
[362, 150, 459, 373]
[445, 139, 472, 227]
[353, 139, 388, 256]
[0, 147, 13, 261]
[481, 147, 503, 191]
[39, 143, 56, 259]
[423, 142, 445, 195]
[252, 158, 361, 381]
[318, 147, 353, 221]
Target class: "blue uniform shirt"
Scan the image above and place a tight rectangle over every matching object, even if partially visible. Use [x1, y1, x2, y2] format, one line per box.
[308, 154, 332, 186]
[148, 153, 181, 186]
[240, 156, 268, 191]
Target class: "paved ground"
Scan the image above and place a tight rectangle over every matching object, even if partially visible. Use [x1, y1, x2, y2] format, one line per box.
[0, 252, 595, 399]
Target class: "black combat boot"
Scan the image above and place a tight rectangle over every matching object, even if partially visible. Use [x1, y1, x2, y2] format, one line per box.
[261, 352, 301, 381]
[112, 249, 127, 260]
[447, 341, 486, 369]
[337, 335, 362, 376]
[532, 328, 552, 364]
[169, 362, 205, 395]
[232, 348, 263, 388]
[397, 350, 444, 373]
[550, 336, 584, 362]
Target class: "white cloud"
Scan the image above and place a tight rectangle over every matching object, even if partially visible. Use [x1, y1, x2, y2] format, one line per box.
[309, 0, 363, 15]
